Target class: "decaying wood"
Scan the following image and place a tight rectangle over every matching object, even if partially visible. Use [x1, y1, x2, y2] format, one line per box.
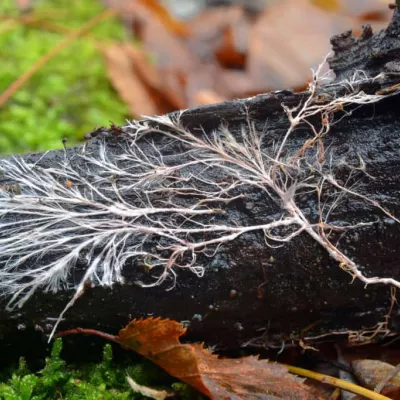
[2, 8, 400, 362]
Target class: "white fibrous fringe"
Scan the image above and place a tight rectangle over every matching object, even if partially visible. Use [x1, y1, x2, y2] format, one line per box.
[0, 55, 400, 338]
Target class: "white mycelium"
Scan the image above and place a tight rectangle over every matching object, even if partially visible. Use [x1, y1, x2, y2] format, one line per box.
[0, 57, 399, 338]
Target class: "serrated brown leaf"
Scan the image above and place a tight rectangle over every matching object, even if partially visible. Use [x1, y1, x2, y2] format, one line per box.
[119, 317, 322, 399]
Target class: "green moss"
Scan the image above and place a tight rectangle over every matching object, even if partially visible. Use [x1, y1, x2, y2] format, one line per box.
[0, 0, 130, 155]
[0, 338, 203, 400]
[0, 339, 131, 399]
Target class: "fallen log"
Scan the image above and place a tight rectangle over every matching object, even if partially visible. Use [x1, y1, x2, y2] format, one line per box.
[2, 7, 400, 360]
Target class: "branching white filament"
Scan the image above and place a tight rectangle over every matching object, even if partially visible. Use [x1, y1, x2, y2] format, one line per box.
[0, 55, 399, 340]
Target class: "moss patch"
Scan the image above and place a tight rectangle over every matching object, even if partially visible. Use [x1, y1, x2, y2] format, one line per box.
[0, 0, 129, 155]
[0, 338, 203, 399]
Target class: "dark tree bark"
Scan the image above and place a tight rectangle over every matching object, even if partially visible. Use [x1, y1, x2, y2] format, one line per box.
[2, 8, 400, 362]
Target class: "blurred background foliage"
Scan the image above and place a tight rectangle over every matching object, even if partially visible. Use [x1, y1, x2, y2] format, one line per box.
[0, 0, 129, 155]
[0, 0, 392, 155]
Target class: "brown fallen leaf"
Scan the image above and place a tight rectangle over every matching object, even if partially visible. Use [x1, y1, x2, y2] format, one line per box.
[106, 0, 240, 109]
[123, 45, 161, 91]
[121, 44, 181, 113]
[119, 317, 322, 399]
[188, 6, 249, 69]
[194, 89, 226, 106]
[214, 69, 256, 98]
[352, 359, 400, 393]
[102, 0, 393, 115]
[102, 44, 158, 117]
[107, 1, 197, 72]
[246, 0, 356, 91]
[105, 0, 198, 108]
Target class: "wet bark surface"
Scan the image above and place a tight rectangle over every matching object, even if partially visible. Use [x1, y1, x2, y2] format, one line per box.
[2, 9, 400, 363]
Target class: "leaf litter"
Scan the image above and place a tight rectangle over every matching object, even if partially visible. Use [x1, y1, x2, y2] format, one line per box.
[55, 317, 396, 400]
[101, 0, 392, 116]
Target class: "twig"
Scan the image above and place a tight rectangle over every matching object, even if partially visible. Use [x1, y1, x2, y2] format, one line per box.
[286, 365, 390, 400]
[0, 15, 100, 41]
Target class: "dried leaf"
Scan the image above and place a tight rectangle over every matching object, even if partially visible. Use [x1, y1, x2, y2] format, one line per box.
[352, 359, 400, 392]
[215, 70, 256, 98]
[103, 0, 392, 113]
[189, 6, 249, 68]
[123, 45, 161, 90]
[102, 44, 158, 117]
[185, 64, 222, 108]
[194, 89, 226, 106]
[247, 0, 356, 91]
[119, 317, 322, 399]
[122, 44, 181, 113]
[107, 1, 197, 72]
[105, 0, 200, 108]
[214, 25, 246, 70]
